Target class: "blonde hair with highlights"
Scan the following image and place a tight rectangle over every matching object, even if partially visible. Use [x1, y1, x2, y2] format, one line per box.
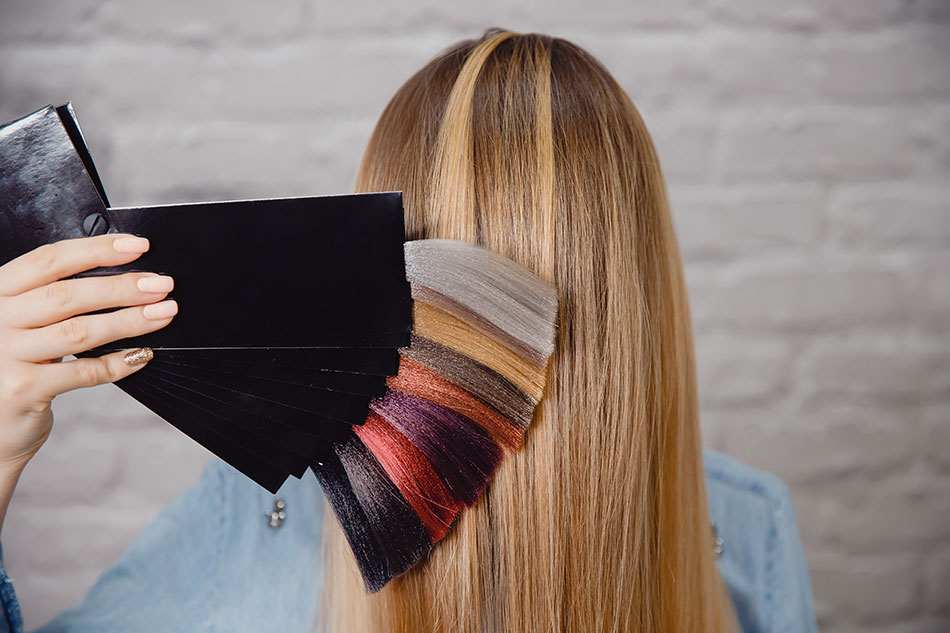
[317, 28, 738, 633]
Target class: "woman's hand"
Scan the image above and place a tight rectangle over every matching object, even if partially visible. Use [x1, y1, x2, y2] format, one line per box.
[0, 233, 178, 528]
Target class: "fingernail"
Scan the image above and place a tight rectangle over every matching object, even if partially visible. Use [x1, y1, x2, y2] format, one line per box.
[123, 347, 154, 366]
[113, 236, 149, 253]
[143, 299, 178, 320]
[137, 275, 174, 293]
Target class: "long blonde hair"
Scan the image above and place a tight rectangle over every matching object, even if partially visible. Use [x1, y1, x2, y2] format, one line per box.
[318, 28, 737, 633]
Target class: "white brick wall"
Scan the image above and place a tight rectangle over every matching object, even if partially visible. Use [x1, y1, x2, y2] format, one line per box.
[1, 1, 947, 630]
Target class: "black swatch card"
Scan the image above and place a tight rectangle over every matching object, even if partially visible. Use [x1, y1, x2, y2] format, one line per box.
[0, 102, 409, 493]
[82, 193, 412, 352]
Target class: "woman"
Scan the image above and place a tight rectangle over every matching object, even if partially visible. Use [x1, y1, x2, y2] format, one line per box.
[0, 29, 818, 633]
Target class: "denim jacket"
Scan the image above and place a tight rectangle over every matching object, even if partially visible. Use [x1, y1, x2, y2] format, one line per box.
[0, 449, 819, 632]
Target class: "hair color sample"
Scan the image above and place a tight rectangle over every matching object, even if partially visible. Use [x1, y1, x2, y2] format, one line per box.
[354, 412, 462, 541]
[403, 334, 537, 428]
[410, 284, 543, 368]
[309, 452, 389, 592]
[387, 355, 524, 451]
[412, 300, 546, 400]
[370, 389, 502, 506]
[334, 433, 433, 588]
[404, 238, 558, 361]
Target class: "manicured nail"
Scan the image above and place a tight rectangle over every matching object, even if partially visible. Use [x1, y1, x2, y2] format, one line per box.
[113, 236, 149, 253]
[143, 299, 178, 320]
[137, 275, 174, 293]
[123, 347, 154, 366]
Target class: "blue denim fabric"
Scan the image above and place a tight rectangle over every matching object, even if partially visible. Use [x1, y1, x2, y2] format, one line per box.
[704, 450, 820, 633]
[0, 449, 818, 632]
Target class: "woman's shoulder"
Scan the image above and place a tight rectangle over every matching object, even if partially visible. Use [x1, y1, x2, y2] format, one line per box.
[184, 458, 328, 630]
[702, 448, 820, 633]
[21, 458, 326, 633]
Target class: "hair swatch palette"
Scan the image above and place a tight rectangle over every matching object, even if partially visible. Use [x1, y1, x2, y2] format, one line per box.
[313, 240, 557, 591]
[1, 102, 558, 590]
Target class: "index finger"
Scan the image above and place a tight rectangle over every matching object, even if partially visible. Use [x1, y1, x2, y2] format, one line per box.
[0, 233, 150, 297]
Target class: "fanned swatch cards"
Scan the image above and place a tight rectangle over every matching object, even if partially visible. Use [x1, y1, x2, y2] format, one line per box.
[1, 101, 563, 593]
[0, 103, 411, 493]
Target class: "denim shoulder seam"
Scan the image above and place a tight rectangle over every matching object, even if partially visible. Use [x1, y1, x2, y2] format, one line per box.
[705, 451, 790, 632]
[705, 456, 788, 510]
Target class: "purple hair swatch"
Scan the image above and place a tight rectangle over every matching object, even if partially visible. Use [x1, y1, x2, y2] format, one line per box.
[370, 389, 502, 506]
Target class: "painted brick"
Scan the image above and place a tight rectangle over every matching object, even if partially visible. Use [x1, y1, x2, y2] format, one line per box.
[0, 4, 947, 632]
[690, 260, 917, 332]
[827, 184, 950, 250]
[719, 108, 937, 183]
[96, 0, 309, 43]
[695, 333, 795, 405]
[817, 27, 950, 103]
[709, 0, 919, 30]
[0, 0, 103, 42]
[672, 184, 826, 261]
[809, 552, 923, 624]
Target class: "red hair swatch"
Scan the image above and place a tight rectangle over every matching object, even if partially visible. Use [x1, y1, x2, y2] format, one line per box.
[354, 412, 462, 541]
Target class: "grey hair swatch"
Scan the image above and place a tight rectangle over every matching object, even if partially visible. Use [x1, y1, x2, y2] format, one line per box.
[410, 284, 547, 368]
[404, 239, 558, 360]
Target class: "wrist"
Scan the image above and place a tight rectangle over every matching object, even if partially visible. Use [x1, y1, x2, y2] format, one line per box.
[0, 455, 29, 482]
[0, 459, 26, 535]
